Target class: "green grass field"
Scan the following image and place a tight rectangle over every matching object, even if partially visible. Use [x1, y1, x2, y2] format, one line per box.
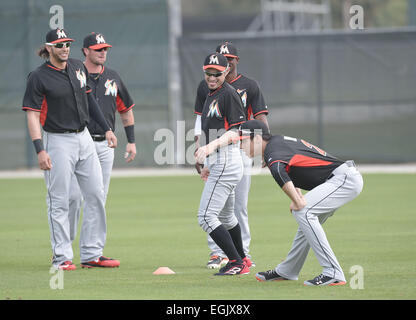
[0, 173, 415, 300]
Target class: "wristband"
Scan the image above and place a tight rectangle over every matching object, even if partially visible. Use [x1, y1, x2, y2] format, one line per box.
[33, 139, 44, 154]
[124, 125, 135, 143]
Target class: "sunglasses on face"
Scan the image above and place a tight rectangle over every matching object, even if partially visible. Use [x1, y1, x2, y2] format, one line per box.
[93, 47, 108, 52]
[204, 70, 225, 77]
[46, 42, 71, 48]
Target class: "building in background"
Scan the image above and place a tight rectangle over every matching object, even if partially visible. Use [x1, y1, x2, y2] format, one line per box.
[0, 0, 415, 170]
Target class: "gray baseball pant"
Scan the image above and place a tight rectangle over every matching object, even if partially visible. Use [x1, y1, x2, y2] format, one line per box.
[198, 144, 243, 235]
[68, 140, 114, 242]
[275, 162, 363, 282]
[43, 128, 107, 267]
[207, 150, 252, 258]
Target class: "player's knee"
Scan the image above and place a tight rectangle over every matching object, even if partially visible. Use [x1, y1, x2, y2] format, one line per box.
[81, 186, 105, 202]
[69, 188, 82, 203]
[198, 212, 219, 233]
[219, 215, 238, 230]
[353, 174, 364, 196]
[292, 207, 313, 225]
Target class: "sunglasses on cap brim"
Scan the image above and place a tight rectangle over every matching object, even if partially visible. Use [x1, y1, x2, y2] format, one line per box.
[46, 42, 71, 48]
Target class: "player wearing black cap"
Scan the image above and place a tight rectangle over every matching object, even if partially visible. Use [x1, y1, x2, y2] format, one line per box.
[67, 33, 136, 264]
[238, 120, 364, 286]
[194, 42, 269, 269]
[194, 52, 250, 276]
[22, 28, 119, 270]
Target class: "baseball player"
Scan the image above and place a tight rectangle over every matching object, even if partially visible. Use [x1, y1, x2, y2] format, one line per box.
[22, 28, 119, 270]
[194, 42, 269, 269]
[67, 33, 136, 254]
[238, 120, 364, 286]
[194, 52, 249, 276]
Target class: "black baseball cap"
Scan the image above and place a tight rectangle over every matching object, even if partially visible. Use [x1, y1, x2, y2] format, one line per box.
[203, 52, 228, 72]
[239, 120, 271, 140]
[216, 42, 238, 59]
[83, 32, 112, 50]
[45, 28, 74, 44]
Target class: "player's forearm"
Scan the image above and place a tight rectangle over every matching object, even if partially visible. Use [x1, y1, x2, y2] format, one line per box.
[120, 110, 135, 143]
[26, 110, 42, 140]
[206, 130, 239, 155]
[120, 109, 134, 127]
[282, 181, 305, 208]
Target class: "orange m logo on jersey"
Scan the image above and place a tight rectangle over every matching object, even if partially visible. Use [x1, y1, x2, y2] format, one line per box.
[207, 99, 221, 118]
[237, 89, 247, 108]
[104, 79, 118, 97]
[76, 69, 86, 88]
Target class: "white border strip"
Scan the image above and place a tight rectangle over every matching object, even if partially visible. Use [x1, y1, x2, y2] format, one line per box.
[0, 164, 415, 179]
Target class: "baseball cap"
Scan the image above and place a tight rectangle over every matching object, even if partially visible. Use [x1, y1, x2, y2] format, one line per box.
[83, 32, 112, 50]
[45, 28, 74, 44]
[216, 42, 238, 59]
[203, 53, 228, 72]
[239, 120, 271, 140]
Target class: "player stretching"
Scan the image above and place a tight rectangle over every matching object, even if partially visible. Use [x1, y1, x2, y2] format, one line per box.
[239, 120, 363, 286]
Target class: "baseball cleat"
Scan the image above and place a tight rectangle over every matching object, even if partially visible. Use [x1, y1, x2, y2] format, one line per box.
[303, 274, 346, 286]
[242, 256, 253, 268]
[81, 256, 120, 268]
[57, 261, 77, 271]
[214, 260, 250, 276]
[255, 269, 288, 282]
[206, 255, 229, 269]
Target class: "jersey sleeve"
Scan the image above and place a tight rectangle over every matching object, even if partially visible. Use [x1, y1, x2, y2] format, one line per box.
[249, 80, 268, 118]
[222, 90, 246, 130]
[194, 80, 209, 115]
[22, 72, 44, 112]
[268, 161, 291, 188]
[116, 74, 134, 113]
[264, 141, 292, 188]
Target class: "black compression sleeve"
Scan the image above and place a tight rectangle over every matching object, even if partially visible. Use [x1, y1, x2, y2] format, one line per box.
[269, 161, 292, 188]
[87, 92, 111, 132]
[124, 125, 135, 143]
[33, 139, 44, 154]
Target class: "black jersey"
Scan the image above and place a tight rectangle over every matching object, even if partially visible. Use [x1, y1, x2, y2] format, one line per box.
[264, 135, 344, 190]
[201, 82, 246, 145]
[194, 74, 268, 120]
[86, 66, 134, 135]
[228, 74, 268, 119]
[22, 59, 90, 133]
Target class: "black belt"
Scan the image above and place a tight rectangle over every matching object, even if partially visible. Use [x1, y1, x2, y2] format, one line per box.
[46, 126, 85, 134]
[66, 126, 85, 133]
[91, 134, 106, 141]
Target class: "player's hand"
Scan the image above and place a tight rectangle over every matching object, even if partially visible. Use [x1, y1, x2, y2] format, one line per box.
[37, 151, 52, 171]
[290, 196, 306, 212]
[124, 143, 136, 163]
[200, 167, 210, 181]
[106, 130, 117, 148]
[194, 145, 208, 164]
